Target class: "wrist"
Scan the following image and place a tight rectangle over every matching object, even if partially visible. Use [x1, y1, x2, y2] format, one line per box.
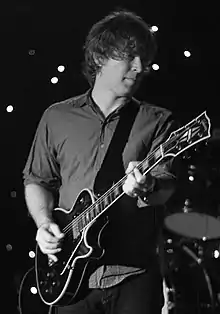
[37, 217, 53, 229]
[146, 175, 157, 193]
[137, 176, 158, 207]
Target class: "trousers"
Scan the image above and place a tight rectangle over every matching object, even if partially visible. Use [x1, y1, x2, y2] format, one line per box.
[56, 268, 164, 314]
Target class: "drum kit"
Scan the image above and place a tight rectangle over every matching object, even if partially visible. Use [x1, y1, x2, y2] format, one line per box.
[161, 139, 220, 314]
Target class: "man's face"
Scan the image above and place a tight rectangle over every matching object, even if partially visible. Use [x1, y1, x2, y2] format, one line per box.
[96, 56, 144, 97]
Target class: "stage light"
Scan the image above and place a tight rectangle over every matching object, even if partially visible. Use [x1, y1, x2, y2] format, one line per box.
[184, 50, 191, 58]
[151, 25, 158, 32]
[58, 65, 65, 72]
[28, 49, 36, 56]
[11, 191, 17, 198]
[189, 165, 196, 170]
[213, 128, 220, 139]
[51, 77, 59, 84]
[29, 251, 35, 258]
[189, 175, 194, 181]
[152, 63, 159, 71]
[167, 248, 173, 254]
[30, 286, 38, 294]
[6, 105, 14, 112]
[6, 244, 13, 251]
[213, 250, 220, 258]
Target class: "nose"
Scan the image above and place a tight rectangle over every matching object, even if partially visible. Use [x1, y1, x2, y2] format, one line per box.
[131, 56, 143, 73]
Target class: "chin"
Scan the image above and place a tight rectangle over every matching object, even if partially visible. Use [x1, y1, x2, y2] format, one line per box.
[120, 86, 134, 97]
[113, 82, 136, 97]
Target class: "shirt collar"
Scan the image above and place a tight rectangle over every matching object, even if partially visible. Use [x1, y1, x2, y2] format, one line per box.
[74, 88, 141, 113]
[73, 89, 91, 108]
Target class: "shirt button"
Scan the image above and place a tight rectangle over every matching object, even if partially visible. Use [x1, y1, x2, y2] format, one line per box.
[100, 144, 104, 148]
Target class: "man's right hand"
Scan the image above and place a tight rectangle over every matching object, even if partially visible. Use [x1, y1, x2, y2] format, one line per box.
[36, 222, 64, 262]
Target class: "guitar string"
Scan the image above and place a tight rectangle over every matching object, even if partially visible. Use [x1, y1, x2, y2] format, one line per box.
[61, 132, 180, 236]
[62, 121, 203, 236]
[62, 127, 197, 236]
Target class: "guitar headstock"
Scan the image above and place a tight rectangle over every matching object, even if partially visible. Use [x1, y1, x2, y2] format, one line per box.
[164, 111, 211, 158]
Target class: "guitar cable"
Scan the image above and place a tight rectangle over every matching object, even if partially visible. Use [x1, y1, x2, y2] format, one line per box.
[18, 266, 35, 314]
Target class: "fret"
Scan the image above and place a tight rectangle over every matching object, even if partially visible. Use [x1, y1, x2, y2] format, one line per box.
[147, 155, 156, 168]
[78, 217, 83, 231]
[155, 146, 163, 160]
[92, 185, 123, 218]
[108, 192, 112, 203]
[138, 148, 164, 177]
[72, 223, 80, 239]
[85, 211, 90, 223]
[81, 214, 86, 228]
[103, 195, 110, 207]
[99, 199, 105, 213]
[113, 185, 122, 199]
[89, 208, 95, 220]
[138, 162, 145, 174]
[94, 203, 101, 215]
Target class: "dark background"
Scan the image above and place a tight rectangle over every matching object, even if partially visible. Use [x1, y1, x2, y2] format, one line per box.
[2, 1, 220, 313]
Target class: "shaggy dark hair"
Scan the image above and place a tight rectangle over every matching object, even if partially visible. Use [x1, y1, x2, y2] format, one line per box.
[82, 8, 157, 86]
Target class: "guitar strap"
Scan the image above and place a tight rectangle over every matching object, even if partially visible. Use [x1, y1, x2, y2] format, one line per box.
[94, 98, 140, 194]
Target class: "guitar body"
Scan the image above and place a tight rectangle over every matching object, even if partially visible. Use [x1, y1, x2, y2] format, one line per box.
[35, 189, 108, 306]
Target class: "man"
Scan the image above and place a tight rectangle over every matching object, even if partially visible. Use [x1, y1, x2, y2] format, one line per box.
[23, 8, 179, 314]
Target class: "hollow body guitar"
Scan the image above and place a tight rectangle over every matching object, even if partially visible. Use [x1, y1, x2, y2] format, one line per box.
[35, 111, 211, 306]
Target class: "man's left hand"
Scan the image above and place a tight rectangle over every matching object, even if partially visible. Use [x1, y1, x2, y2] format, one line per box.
[122, 161, 155, 198]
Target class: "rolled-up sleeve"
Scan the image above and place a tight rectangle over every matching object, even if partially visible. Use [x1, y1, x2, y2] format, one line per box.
[23, 108, 61, 192]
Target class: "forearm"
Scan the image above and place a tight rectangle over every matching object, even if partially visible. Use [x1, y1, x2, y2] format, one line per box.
[25, 183, 55, 228]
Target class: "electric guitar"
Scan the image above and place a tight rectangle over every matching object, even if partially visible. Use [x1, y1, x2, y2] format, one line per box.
[35, 111, 211, 306]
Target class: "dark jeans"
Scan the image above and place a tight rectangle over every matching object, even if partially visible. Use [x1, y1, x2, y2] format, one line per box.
[56, 269, 164, 314]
